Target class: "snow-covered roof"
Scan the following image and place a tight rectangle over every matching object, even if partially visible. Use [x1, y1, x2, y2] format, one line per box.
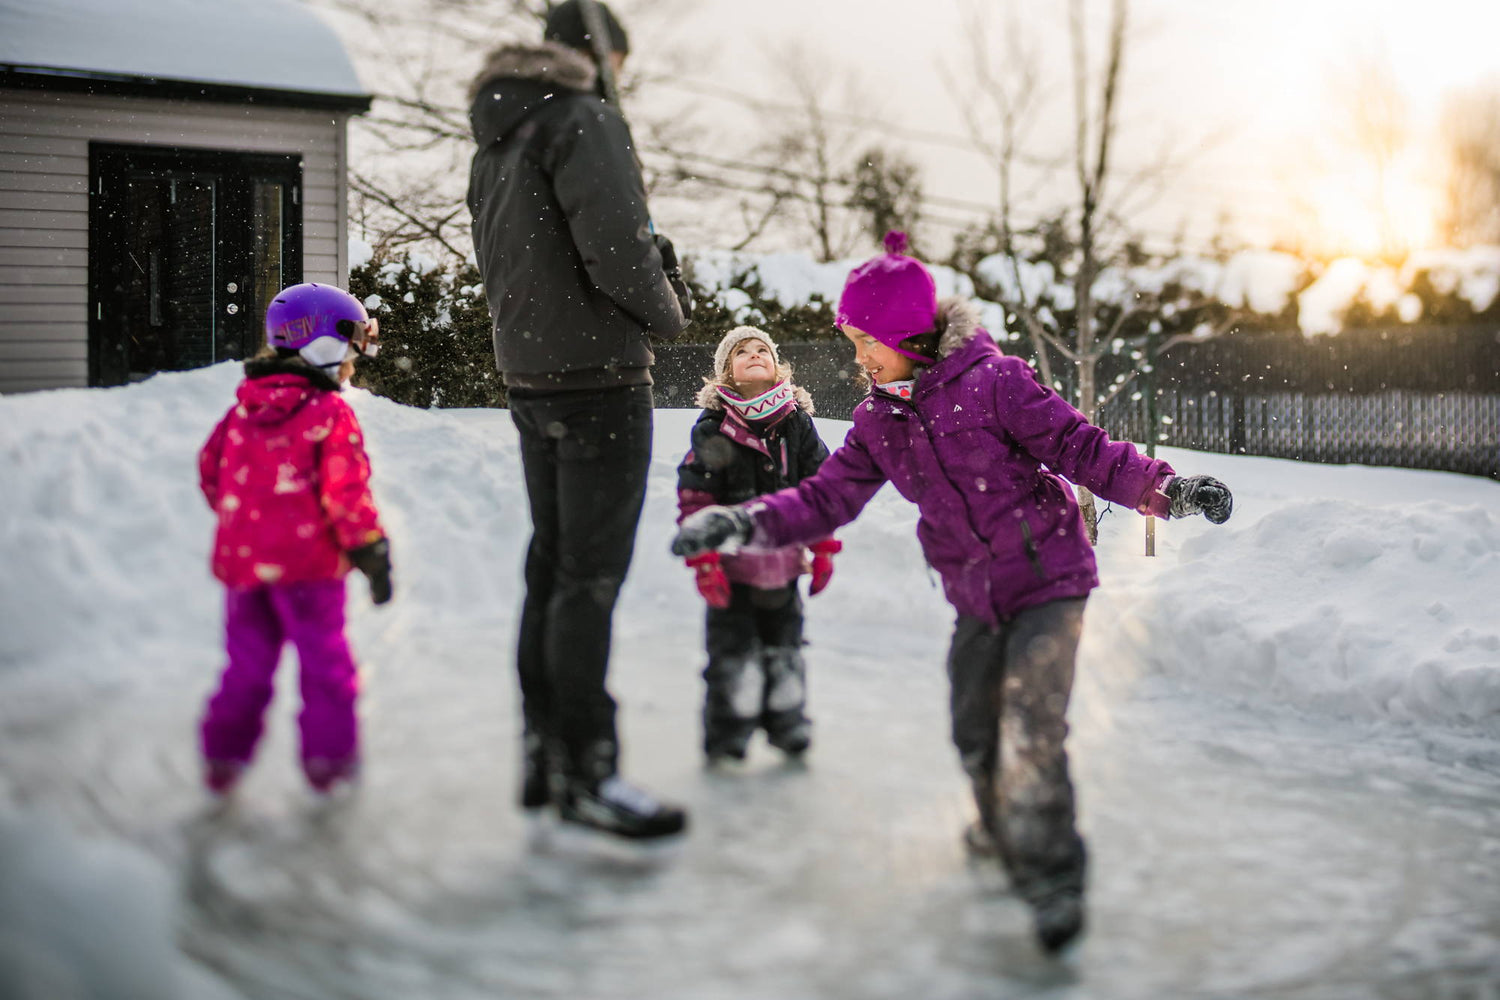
[0, 0, 367, 103]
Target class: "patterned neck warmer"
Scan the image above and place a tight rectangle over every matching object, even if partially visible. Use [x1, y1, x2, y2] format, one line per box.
[717, 381, 796, 425]
[876, 378, 916, 400]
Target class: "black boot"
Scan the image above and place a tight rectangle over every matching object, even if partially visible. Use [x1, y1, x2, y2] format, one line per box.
[520, 731, 550, 810]
[1032, 889, 1085, 953]
[763, 713, 811, 756]
[557, 741, 688, 840]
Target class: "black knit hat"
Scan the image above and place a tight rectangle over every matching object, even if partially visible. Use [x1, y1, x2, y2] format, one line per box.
[544, 0, 630, 56]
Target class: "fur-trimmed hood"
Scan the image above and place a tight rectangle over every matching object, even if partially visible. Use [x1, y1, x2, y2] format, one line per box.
[933, 296, 986, 360]
[694, 379, 816, 415]
[468, 42, 601, 148]
[469, 41, 597, 101]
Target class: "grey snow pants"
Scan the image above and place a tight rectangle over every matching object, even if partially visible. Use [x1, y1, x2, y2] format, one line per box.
[947, 597, 1088, 905]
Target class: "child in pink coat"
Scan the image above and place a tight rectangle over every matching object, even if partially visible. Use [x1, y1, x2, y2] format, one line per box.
[197, 283, 392, 797]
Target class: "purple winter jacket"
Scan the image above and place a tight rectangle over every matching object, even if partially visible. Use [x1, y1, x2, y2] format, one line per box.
[748, 300, 1176, 625]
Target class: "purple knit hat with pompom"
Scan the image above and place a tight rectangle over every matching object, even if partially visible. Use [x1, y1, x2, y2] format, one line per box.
[836, 231, 938, 362]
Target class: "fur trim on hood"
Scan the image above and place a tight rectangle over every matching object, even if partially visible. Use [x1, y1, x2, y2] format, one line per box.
[468, 41, 596, 101]
[935, 297, 985, 359]
[244, 355, 341, 393]
[694, 379, 816, 416]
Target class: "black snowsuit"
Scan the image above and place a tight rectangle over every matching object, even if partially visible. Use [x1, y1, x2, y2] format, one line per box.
[677, 389, 830, 757]
[467, 42, 688, 783]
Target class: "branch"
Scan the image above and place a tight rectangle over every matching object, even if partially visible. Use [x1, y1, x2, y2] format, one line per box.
[349, 172, 469, 264]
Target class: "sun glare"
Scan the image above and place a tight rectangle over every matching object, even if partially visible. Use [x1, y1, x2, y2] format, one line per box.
[1300, 159, 1440, 262]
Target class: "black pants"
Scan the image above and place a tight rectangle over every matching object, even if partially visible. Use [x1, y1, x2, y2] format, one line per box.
[703, 582, 808, 753]
[508, 385, 653, 776]
[947, 598, 1088, 904]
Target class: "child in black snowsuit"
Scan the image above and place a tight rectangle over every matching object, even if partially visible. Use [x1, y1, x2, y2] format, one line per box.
[677, 326, 839, 763]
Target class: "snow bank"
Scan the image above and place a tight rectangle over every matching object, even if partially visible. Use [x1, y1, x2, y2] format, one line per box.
[1091, 469, 1500, 724]
[2, 367, 1497, 732]
[685, 247, 1010, 334]
[0, 809, 183, 999]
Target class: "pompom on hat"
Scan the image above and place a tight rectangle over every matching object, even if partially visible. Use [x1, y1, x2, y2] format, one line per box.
[836, 231, 939, 362]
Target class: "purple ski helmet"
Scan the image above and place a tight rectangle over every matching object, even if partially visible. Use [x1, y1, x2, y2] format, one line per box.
[264, 283, 379, 357]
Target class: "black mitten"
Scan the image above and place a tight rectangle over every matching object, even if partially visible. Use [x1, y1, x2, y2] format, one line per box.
[671, 506, 754, 558]
[1165, 476, 1234, 524]
[348, 537, 394, 605]
[653, 233, 695, 323]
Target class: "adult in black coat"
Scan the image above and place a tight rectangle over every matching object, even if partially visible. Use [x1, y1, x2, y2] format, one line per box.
[466, 0, 691, 841]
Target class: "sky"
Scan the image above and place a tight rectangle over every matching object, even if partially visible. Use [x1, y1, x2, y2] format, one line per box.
[1, 358, 1498, 995]
[632, 0, 1500, 257]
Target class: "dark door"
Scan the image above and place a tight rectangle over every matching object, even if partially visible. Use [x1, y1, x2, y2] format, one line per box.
[89, 144, 303, 386]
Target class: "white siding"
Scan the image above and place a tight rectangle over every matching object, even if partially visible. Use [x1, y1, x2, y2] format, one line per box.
[0, 89, 351, 393]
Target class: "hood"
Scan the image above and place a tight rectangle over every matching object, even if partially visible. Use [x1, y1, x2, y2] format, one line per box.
[468, 42, 597, 146]
[694, 379, 816, 415]
[237, 358, 335, 425]
[933, 297, 986, 360]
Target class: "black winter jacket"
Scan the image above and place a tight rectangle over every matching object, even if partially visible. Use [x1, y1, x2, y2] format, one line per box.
[467, 43, 688, 390]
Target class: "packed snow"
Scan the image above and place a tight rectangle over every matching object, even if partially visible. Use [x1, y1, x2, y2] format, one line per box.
[1, 365, 1498, 998]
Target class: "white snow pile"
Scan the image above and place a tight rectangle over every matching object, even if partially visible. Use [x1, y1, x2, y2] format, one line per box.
[2, 364, 1496, 724]
[0, 810, 180, 999]
[686, 248, 1012, 337]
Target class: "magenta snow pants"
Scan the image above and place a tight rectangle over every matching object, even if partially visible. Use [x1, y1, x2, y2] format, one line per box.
[200, 579, 360, 779]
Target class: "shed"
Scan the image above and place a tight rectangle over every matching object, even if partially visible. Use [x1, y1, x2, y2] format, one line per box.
[0, 0, 371, 392]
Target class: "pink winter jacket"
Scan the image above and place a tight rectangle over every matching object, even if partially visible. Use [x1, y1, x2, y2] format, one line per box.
[199, 360, 385, 589]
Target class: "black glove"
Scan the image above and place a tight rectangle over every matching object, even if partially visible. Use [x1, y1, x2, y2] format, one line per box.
[1165, 475, 1233, 524]
[671, 505, 754, 558]
[653, 233, 695, 324]
[347, 538, 393, 605]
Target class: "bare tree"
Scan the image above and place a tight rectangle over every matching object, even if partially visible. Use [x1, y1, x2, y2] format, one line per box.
[940, 0, 1057, 383]
[946, 0, 1238, 542]
[751, 45, 871, 261]
[310, 0, 704, 262]
[848, 147, 925, 252]
[1437, 82, 1500, 247]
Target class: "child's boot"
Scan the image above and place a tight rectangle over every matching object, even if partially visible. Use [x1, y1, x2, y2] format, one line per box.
[204, 758, 245, 797]
[703, 724, 754, 764]
[1031, 888, 1085, 953]
[304, 755, 360, 795]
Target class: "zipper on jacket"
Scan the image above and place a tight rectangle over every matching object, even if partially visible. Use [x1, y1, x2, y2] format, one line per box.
[1018, 519, 1047, 580]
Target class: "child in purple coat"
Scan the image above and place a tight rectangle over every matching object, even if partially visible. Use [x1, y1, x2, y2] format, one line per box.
[672, 232, 1233, 953]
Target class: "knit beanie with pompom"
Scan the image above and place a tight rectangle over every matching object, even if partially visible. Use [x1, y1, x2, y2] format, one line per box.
[835, 231, 939, 362]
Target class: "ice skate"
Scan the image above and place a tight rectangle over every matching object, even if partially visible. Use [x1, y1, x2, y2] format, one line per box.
[305, 756, 360, 797]
[203, 758, 245, 798]
[558, 774, 688, 840]
[1032, 890, 1085, 953]
[765, 718, 811, 756]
